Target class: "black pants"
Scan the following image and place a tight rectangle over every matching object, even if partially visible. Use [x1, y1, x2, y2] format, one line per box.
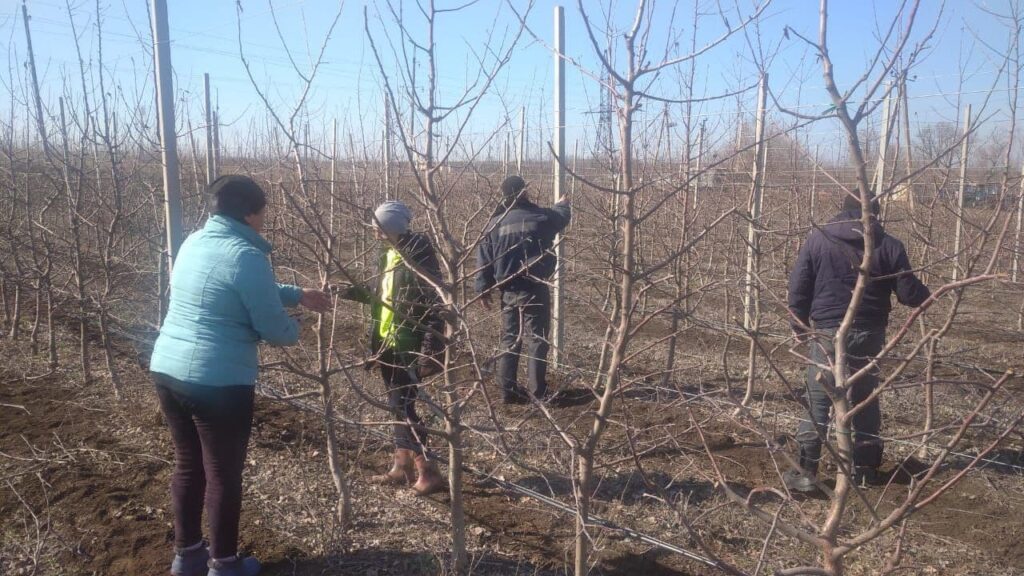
[378, 350, 427, 454]
[153, 373, 254, 559]
[498, 283, 551, 397]
[796, 327, 886, 472]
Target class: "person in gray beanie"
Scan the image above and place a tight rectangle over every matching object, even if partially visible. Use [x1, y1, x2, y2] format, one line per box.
[373, 200, 413, 237]
[339, 200, 446, 496]
[476, 175, 571, 405]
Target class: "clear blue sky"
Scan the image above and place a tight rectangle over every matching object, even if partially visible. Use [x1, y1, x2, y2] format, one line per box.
[1, 0, 1018, 157]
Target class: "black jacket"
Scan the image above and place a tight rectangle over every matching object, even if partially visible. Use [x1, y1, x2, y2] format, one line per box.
[788, 210, 930, 331]
[475, 198, 571, 293]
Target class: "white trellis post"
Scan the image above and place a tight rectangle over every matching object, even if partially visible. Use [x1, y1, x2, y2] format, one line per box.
[204, 73, 215, 186]
[518, 106, 526, 173]
[741, 73, 768, 407]
[552, 5, 566, 366]
[151, 0, 183, 266]
[811, 144, 820, 221]
[952, 104, 971, 281]
[874, 82, 893, 213]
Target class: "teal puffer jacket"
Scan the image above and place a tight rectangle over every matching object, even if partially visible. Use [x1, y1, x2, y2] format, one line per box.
[150, 215, 302, 386]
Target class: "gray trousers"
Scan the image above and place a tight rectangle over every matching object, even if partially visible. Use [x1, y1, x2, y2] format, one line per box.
[797, 326, 886, 471]
[497, 283, 550, 397]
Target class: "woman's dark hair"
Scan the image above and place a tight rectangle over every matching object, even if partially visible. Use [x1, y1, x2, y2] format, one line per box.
[210, 175, 267, 222]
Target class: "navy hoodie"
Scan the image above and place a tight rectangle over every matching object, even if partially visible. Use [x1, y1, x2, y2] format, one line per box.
[788, 210, 930, 331]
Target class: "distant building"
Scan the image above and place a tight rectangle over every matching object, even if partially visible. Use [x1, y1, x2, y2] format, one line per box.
[963, 183, 999, 206]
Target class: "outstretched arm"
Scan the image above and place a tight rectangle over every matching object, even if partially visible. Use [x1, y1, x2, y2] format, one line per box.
[892, 242, 931, 307]
[238, 251, 300, 346]
[548, 199, 572, 233]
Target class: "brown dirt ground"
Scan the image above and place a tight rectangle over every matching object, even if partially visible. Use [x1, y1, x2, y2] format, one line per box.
[2, 279, 1023, 575]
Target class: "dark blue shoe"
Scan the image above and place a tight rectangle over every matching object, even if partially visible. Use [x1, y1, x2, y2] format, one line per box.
[170, 543, 209, 576]
[208, 556, 261, 576]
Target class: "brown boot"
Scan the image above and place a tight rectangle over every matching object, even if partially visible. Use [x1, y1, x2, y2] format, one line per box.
[373, 448, 415, 486]
[412, 454, 446, 496]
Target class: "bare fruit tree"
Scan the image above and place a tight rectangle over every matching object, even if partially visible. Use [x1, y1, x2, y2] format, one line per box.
[236, 1, 355, 532]
[364, 0, 531, 571]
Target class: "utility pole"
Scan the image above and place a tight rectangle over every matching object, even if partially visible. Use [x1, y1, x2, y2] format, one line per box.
[952, 104, 971, 281]
[204, 73, 215, 186]
[151, 0, 183, 266]
[741, 74, 768, 408]
[552, 5, 565, 366]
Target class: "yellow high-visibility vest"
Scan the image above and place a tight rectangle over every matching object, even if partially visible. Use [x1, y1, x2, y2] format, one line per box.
[378, 247, 403, 344]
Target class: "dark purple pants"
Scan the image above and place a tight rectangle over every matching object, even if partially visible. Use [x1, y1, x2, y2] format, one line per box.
[378, 350, 428, 454]
[153, 373, 254, 559]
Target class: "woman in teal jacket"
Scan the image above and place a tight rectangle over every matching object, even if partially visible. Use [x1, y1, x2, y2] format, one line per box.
[150, 175, 329, 576]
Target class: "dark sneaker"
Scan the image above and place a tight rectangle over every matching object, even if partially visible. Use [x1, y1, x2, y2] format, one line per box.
[503, 387, 529, 405]
[170, 543, 209, 576]
[208, 556, 261, 576]
[853, 466, 883, 487]
[503, 393, 528, 405]
[783, 469, 819, 494]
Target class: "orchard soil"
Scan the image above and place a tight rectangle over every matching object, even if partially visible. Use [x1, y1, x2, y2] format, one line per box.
[2, 293, 1023, 575]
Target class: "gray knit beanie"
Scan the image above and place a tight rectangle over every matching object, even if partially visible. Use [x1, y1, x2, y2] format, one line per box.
[373, 201, 412, 236]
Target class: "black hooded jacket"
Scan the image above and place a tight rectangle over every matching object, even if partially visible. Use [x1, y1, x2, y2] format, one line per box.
[475, 198, 571, 293]
[788, 210, 930, 331]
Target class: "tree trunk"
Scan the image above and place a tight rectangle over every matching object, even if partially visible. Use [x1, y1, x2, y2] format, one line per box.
[574, 454, 593, 576]
[46, 287, 57, 370]
[99, 310, 121, 398]
[447, 421, 467, 574]
[8, 284, 20, 340]
[30, 283, 41, 354]
[320, 379, 352, 529]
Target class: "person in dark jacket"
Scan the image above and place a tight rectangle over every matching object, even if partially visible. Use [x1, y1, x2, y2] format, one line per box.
[340, 201, 446, 496]
[785, 192, 930, 493]
[151, 175, 331, 576]
[476, 175, 571, 404]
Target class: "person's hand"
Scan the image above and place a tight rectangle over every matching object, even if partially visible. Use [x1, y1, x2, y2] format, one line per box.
[338, 284, 371, 303]
[300, 289, 332, 313]
[480, 292, 493, 311]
